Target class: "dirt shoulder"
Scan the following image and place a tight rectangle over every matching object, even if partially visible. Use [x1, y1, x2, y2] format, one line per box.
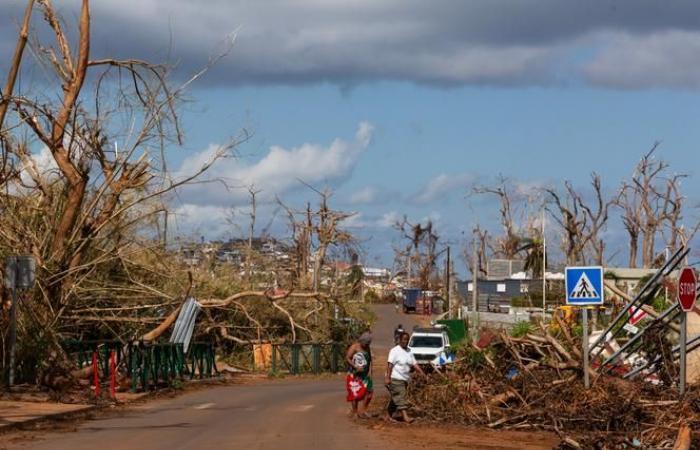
[362, 387, 559, 450]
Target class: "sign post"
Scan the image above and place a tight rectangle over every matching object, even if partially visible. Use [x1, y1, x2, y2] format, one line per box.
[4, 256, 36, 387]
[677, 267, 697, 396]
[565, 266, 604, 389]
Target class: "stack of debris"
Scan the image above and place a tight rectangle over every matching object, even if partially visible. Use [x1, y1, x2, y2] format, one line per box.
[410, 327, 696, 449]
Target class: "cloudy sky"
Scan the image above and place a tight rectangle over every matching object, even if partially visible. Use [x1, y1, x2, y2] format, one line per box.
[3, 0, 700, 269]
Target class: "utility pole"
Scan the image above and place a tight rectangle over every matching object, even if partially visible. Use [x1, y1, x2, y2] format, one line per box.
[452, 259, 459, 319]
[472, 236, 479, 338]
[445, 246, 451, 318]
[542, 207, 546, 318]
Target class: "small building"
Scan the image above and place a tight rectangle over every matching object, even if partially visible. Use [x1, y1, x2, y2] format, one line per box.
[457, 273, 565, 313]
[604, 267, 657, 294]
[362, 267, 390, 281]
[457, 279, 529, 313]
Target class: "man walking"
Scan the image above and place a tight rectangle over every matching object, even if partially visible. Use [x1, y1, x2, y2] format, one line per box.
[385, 331, 425, 423]
[393, 324, 404, 344]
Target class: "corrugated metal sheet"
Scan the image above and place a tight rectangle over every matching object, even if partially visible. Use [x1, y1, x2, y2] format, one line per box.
[169, 297, 201, 353]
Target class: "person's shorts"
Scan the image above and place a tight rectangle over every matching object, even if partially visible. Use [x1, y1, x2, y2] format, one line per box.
[388, 379, 409, 410]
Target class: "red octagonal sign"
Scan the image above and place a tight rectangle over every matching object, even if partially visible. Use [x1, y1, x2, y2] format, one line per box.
[678, 267, 698, 312]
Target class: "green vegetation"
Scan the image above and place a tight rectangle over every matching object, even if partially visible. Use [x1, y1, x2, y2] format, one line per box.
[511, 320, 533, 338]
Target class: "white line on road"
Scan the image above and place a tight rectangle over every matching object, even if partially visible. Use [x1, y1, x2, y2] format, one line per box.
[287, 404, 315, 412]
[193, 402, 216, 410]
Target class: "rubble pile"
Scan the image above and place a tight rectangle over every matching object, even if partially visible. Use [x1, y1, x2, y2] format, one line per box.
[410, 326, 697, 449]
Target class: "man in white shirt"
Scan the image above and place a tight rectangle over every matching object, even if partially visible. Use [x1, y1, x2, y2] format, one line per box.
[385, 331, 425, 423]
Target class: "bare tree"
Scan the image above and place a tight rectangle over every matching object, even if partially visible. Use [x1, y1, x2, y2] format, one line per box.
[545, 173, 611, 266]
[615, 146, 691, 267]
[277, 198, 313, 289]
[472, 176, 522, 259]
[310, 190, 354, 291]
[245, 186, 261, 287]
[394, 216, 440, 289]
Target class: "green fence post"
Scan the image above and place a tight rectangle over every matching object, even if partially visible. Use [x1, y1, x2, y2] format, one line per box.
[313, 344, 320, 374]
[208, 343, 216, 376]
[291, 344, 299, 375]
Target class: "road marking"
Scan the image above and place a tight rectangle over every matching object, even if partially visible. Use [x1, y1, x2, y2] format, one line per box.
[288, 404, 314, 412]
[193, 402, 216, 410]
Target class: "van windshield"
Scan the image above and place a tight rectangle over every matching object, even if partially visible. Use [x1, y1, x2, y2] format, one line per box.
[409, 336, 443, 348]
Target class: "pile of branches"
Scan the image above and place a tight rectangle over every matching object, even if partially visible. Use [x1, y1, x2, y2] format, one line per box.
[410, 324, 698, 449]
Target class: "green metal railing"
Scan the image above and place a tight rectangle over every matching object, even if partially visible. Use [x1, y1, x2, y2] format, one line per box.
[65, 339, 219, 392]
[63, 339, 124, 378]
[127, 341, 186, 391]
[188, 342, 217, 379]
[271, 343, 343, 374]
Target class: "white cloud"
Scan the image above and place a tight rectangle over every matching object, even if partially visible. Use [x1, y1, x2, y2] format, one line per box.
[17, 146, 59, 187]
[349, 186, 377, 204]
[177, 121, 374, 206]
[343, 213, 367, 228]
[413, 173, 473, 204]
[421, 211, 442, 225]
[171, 203, 231, 237]
[584, 31, 700, 88]
[377, 211, 401, 228]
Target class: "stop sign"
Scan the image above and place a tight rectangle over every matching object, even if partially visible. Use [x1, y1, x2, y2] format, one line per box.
[677, 267, 697, 312]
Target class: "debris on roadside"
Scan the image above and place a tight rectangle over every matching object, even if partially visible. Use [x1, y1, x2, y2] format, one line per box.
[409, 326, 698, 449]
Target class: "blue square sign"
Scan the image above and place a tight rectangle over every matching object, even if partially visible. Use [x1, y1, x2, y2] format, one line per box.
[565, 266, 604, 305]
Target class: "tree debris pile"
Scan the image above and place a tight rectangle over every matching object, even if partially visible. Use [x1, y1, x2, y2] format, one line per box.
[409, 329, 696, 449]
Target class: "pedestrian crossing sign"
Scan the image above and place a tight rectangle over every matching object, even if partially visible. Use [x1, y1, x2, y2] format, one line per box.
[565, 266, 604, 305]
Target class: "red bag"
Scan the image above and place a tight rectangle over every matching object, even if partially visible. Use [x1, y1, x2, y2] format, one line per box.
[345, 373, 367, 401]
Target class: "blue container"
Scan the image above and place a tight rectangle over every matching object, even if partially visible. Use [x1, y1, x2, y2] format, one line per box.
[402, 288, 421, 313]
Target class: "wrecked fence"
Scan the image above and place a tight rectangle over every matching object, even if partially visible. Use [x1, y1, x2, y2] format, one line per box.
[271, 343, 344, 374]
[64, 339, 124, 379]
[127, 341, 186, 391]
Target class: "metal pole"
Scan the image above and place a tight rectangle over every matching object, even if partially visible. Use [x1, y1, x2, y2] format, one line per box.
[583, 307, 590, 389]
[7, 287, 17, 387]
[681, 311, 687, 396]
[446, 246, 451, 318]
[453, 260, 461, 319]
[472, 237, 479, 338]
[542, 207, 546, 318]
[664, 247, 669, 304]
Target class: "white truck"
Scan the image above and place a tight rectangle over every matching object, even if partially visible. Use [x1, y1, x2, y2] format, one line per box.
[408, 326, 453, 367]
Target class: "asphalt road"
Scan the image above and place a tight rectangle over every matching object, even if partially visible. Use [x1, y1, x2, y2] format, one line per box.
[6, 304, 428, 450]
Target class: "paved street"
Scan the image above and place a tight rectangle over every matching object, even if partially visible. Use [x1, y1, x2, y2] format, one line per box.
[4, 304, 426, 450]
